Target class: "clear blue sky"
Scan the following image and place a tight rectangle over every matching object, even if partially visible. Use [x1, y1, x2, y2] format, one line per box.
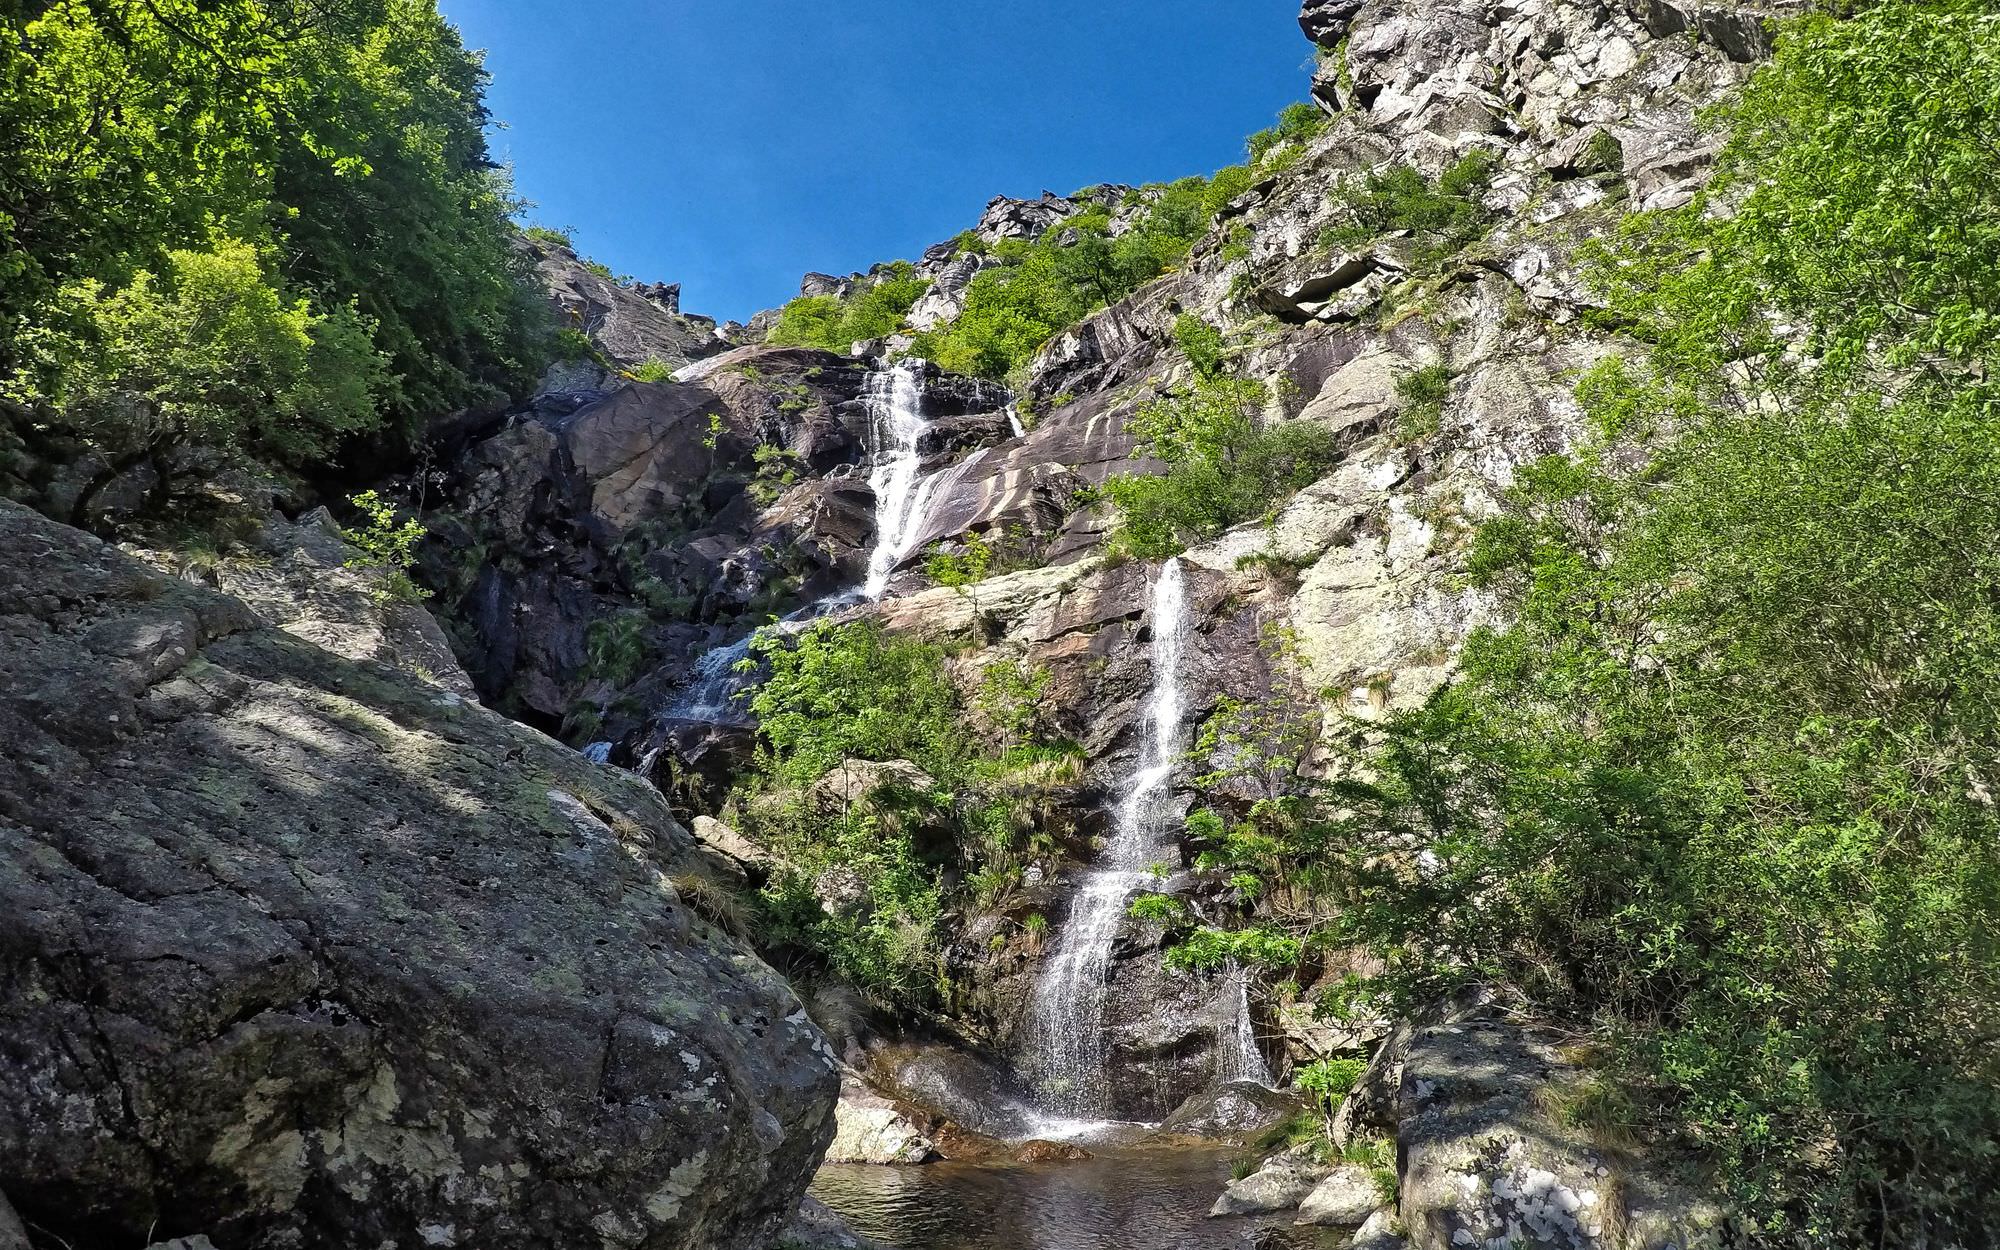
[438, 1, 1313, 324]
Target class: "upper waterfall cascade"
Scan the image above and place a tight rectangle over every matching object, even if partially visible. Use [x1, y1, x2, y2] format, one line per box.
[666, 361, 948, 724]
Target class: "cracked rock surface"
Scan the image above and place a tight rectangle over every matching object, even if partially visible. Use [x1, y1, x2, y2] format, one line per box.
[0, 500, 838, 1250]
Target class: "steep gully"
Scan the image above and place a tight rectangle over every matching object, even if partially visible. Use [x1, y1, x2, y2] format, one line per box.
[624, 362, 1268, 1139]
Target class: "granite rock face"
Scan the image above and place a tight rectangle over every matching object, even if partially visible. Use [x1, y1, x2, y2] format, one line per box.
[530, 235, 728, 379]
[0, 500, 839, 1250]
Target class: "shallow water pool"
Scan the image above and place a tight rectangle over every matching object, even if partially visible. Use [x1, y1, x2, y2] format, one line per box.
[810, 1148, 1341, 1250]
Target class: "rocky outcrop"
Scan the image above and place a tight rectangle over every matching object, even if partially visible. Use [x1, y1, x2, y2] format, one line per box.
[529, 236, 728, 380]
[824, 1076, 939, 1165]
[1210, 1150, 1333, 1216]
[132, 507, 478, 700]
[0, 500, 838, 1249]
[1294, 1167, 1384, 1227]
[424, 345, 1010, 732]
[1326, 995, 1725, 1250]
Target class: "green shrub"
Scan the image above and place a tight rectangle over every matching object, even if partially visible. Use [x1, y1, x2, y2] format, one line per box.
[341, 490, 428, 603]
[767, 261, 930, 352]
[1103, 378, 1340, 557]
[522, 225, 576, 249]
[910, 104, 1319, 380]
[746, 620, 969, 787]
[1393, 363, 1454, 439]
[0, 0, 551, 446]
[1296, 1057, 1368, 1135]
[583, 611, 650, 686]
[1173, 313, 1227, 380]
[1247, 103, 1328, 166]
[10, 238, 390, 495]
[924, 531, 994, 591]
[1321, 150, 1497, 265]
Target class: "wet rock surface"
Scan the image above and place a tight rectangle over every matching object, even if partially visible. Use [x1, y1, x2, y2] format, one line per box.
[0, 500, 838, 1250]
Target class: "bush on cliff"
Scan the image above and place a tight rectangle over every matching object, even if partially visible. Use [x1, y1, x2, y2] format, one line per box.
[766, 261, 931, 353]
[1102, 377, 1339, 557]
[1169, 4, 2000, 1243]
[5, 238, 389, 515]
[910, 102, 1324, 380]
[730, 620, 1076, 1000]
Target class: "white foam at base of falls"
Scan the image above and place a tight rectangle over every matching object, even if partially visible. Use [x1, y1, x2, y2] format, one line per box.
[1022, 557, 1189, 1123]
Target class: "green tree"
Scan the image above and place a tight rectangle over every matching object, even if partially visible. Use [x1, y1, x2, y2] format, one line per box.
[0, 0, 549, 464]
[8, 237, 388, 515]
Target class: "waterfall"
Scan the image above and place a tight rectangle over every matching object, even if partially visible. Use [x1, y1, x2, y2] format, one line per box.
[859, 362, 936, 601]
[1023, 557, 1190, 1123]
[1214, 962, 1273, 1087]
[668, 361, 942, 723]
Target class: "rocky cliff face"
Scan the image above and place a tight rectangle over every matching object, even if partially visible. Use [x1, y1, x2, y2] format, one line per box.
[0, 500, 838, 1249]
[403, 0, 1814, 1144]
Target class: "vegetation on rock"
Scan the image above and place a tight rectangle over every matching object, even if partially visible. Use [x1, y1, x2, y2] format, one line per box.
[766, 261, 930, 353]
[729, 620, 1077, 999]
[1101, 377, 1340, 557]
[1166, 4, 2000, 1242]
[910, 104, 1327, 380]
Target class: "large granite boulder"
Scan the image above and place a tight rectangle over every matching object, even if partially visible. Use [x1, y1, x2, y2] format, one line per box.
[0, 501, 839, 1249]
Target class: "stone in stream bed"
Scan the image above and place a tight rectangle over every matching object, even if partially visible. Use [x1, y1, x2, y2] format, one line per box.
[1209, 1150, 1333, 1216]
[1293, 1165, 1384, 1226]
[1013, 1140, 1094, 1163]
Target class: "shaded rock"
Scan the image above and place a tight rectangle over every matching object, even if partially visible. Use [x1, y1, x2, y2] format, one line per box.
[135, 508, 477, 700]
[770, 1195, 885, 1250]
[1349, 1207, 1406, 1250]
[530, 237, 725, 374]
[0, 501, 838, 1250]
[863, 1042, 1041, 1140]
[810, 758, 937, 812]
[1294, 1165, 1382, 1227]
[1299, 0, 1366, 45]
[694, 814, 780, 878]
[0, 1191, 26, 1250]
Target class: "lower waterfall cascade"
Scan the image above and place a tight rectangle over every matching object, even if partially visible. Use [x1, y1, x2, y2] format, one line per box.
[1021, 557, 1193, 1124]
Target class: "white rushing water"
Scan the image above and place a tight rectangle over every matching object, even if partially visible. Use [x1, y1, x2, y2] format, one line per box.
[859, 362, 937, 600]
[1215, 962, 1273, 1088]
[664, 361, 942, 724]
[1023, 557, 1190, 1123]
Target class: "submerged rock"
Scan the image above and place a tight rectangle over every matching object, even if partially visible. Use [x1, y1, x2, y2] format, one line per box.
[0, 501, 838, 1249]
[770, 1195, 886, 1250]
[1013, 1140, 1093, 1163]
